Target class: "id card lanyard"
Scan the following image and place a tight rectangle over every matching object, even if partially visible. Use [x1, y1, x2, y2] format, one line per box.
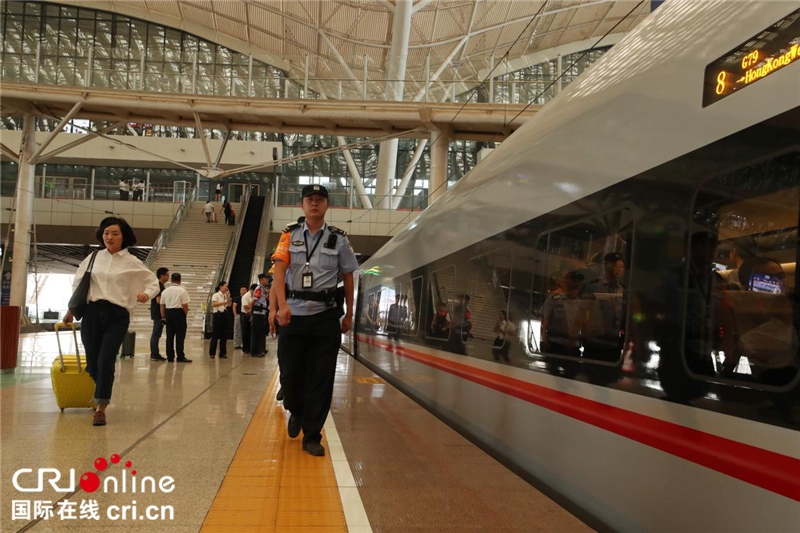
[302, 229, 323, 289]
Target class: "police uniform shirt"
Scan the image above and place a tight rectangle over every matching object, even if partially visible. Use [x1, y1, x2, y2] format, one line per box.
[272, 221, 358, 316]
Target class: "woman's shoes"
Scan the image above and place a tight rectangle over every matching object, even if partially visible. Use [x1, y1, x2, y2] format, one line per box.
[93, 411, 107, 426]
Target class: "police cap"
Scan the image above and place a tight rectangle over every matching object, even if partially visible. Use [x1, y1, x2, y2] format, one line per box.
[603, 252, 623, 263]
[302, 184, 328, 198]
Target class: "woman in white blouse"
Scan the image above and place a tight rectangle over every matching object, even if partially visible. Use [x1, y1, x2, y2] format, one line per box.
[63, 217, 159, 426]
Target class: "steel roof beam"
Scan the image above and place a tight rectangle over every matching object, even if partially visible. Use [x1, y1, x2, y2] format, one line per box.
[35, 120, 127, 163]
[0, 142, 19, 163]
[29, 102, 83, 165]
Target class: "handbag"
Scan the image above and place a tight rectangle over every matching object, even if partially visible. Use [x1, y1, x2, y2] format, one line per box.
[68, 251, 98, 320]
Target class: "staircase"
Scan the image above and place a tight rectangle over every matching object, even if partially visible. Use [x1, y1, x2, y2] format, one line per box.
[130, 202, 236, 339]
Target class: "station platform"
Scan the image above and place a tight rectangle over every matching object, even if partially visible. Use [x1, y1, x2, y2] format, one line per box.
[1, 331, 591, 533]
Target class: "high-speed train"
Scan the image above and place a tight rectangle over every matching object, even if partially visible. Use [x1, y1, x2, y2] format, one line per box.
[349, 2, 800, 532]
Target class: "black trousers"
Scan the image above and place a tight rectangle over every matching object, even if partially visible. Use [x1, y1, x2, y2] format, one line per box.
[210, 312, 228, 356]
[241, 314, 251, 353]
[250, 313, 267, 355]
[80, 300, 129, 405]
[278, 309, 341, 444]
[165, 309, 187, 360]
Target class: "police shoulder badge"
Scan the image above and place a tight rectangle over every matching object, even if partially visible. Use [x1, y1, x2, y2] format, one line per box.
[291, 240, 304, 246]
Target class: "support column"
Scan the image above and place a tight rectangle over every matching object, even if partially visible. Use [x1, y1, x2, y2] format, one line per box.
[428, 126, 451, 205]
[556, 53, 563, 94]
[9, 114, 36, 308]
[375, 0, 413, 209]
[144, 170, 150, 203]
[90, 167, 95, 200]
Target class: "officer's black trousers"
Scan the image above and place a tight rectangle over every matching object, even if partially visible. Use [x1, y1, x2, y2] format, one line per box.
[209, 312, 228, 357]
[165, 309, 187, 361]
[250, 313, 267, 355]
[278, 308, 340, 444]
[241, 314, 251, 353]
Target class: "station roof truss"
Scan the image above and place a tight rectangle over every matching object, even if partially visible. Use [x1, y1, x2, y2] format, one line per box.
[53, 0, 650, 100]
[1, 81, 536, 177]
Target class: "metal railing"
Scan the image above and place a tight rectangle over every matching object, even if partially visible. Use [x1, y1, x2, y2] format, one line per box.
[203, 186, 253, 335]
[144, 187, 197, 269]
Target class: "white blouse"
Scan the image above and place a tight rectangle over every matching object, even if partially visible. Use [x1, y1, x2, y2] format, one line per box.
[72, 248, 159, 314]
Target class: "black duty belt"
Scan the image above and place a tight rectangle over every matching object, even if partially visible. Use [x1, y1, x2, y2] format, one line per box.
[286, 287, 336, 302]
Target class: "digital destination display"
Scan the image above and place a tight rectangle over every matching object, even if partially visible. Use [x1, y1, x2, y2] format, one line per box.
[703, 8, 800, 107]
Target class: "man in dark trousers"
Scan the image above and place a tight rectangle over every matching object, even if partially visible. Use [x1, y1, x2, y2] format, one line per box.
[160, 273, 192, 363]
[270, 184, 358, 457]
[209, 281, 231, 359]
[250, 274, 269, 357]
[241, 284, 256, 354]
[150, 267, 169, 361]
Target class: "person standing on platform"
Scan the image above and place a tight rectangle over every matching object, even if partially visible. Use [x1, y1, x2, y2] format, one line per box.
[62, 217, 159, 426]
[250, 274, 269, 357]
[241, 284, 255, 354]
[160, 273, 192, 363]
[271, 184, 358, 457]
[233, 286, 246, 349]
[150, 267, 169, 361]
[210, 281, 231, 359]
[118, 179, 129, 201]
[215, 183, 222, 202]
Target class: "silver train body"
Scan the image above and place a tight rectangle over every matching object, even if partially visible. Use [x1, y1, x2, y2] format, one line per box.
[350, 2, 800, 532]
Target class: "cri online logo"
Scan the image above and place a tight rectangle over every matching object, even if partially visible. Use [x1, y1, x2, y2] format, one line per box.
[13, 455, 174, 494]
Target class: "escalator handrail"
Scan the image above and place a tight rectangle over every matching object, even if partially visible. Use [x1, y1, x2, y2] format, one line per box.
[248, 188, 274, 285]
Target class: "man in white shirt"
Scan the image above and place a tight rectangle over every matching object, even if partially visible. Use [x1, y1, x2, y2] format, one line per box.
[240, 284, 255, 355]
[160, 272, 192, 363]
[203, 201, 214, 223]
[210, 281, 231, 359]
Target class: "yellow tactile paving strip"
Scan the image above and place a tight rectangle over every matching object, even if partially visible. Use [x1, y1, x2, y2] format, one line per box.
[200, 370, 348, 533]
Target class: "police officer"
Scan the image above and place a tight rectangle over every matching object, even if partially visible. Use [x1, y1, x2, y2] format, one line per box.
[270, 184, 358, 457]
[250, 274, 269, 357]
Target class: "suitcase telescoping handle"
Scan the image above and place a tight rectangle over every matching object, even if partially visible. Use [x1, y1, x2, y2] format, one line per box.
[54, 322, 83, 373]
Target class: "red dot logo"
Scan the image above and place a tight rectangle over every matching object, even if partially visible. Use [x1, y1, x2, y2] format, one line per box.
[94, 458, 108, 471]
[110, 454, 120, 464]
[80, 472, 100, 492]
[131, 470, 136, 476]
[125, 461, 132, 468]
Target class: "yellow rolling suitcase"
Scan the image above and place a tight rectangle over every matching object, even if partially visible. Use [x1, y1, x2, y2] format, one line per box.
[51, 323, 96, 411]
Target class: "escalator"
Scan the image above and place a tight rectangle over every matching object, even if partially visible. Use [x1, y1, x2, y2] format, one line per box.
[203, 190, 272, 339]
[224, 195, 267, 337]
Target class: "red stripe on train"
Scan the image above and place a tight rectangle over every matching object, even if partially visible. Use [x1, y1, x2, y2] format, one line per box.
[357, 334, 800, 502]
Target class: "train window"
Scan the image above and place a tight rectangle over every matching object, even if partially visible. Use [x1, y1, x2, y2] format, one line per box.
[688, 151, 799, 389]
[405, 276, 424, 336]
[361, 289, 381, 335]
[533, 209, 633, 363]
[467, 247, 513, 345]
[382, 284, 404, 337]
[426, 266, 456, 341]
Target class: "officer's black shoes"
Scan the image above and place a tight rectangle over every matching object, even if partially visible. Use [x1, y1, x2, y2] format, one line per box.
[209, 354, 215, 359]
[220, 354, 228, 359]
[150, 355, 167, 361]
[276, 387, 285, 401]
[302, 441, 325, 457]
[176, 358, 193, 363]
[288, 415, 301, 438]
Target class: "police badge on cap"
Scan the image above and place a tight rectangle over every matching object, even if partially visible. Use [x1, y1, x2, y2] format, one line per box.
[302, 184, 329, 198]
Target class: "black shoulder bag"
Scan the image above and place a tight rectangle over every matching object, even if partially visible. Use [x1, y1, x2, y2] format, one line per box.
[68, 251, 98, 320]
